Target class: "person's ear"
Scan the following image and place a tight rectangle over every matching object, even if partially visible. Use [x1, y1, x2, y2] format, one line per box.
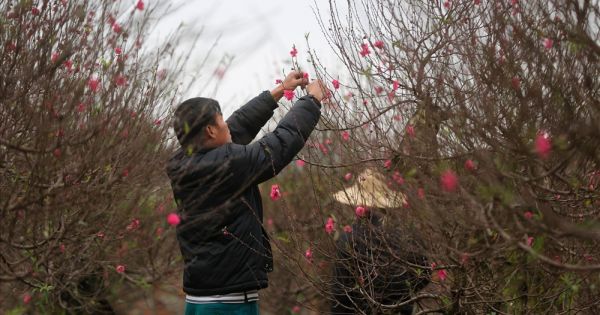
[205, 124, 216, 139]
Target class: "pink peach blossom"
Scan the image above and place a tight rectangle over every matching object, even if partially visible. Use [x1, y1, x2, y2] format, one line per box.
[406, 124, 415, 137]
[384, 159, 392, 169]
[360, 43, 370, 57]
[284, 90, 295, 101]
[88, 78, 100, 92]
[112, 22, 122, 33]
[23, 293, 32, 304]
[437, 269, 448, 281]
[524, 211, 534, 219]
[543, 38, 553, 49]
[270, 184, 281, 201]
[341, 131, 350, 141]
[325, 217, 335, 234]
[526, 236, 534, 247]
[393, 171, 404, 185]
[290, 46, 298, 57]
[296, 160, 305, 167]
[115, 265, 125, 273]
[167, 213, 181, 227]
[417, 188, 425, 199]
[355, 206, 367, 217]
[332, 79, 340, 90]
[511, 76, 521, 90]
[374, 40, 384, 49]
[136, 0, 144, 10]
[441, 170, 458, 192]
[343, 225, 353, 233]
[464, 159, 476, 171]
[344, 173, 352, 181]
[305, 247, 313, 261]
[535, 132, 551, 159]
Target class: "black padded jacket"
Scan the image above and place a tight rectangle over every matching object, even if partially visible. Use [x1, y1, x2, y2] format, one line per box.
[166, 91, 321, 296]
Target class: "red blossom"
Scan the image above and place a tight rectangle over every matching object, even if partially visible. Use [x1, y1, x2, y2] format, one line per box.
[290, 46, 298, 57]
[305, 247, 313, 261]
[295, 160, 305, 167]
[51, 52, 60, 63]
[374, 40, 384, 49]
[535, 131, 552, 159]
[406, 124, 415, 137]
[437, 269, 448, 281]
[511, 76, 521, 90]
[464, 159, 476, 171]
[115, 75, 127, 86]
[526, 236, 534, 247]
[332, 79, 340, 90]
[88, 78, 100, 92]
[115, 265, 126, 273]
[136, 0, 145, 10]
[343, 225, 353, 233]
[384, 159, 392, 169]
[341, 131, 350, 141]
[112, 23, 122, 33]
[393, 171, 404, 185]
[359, 43, 370, 57]
[283, 90, 295, 101]
[417, 187, 425, 199]
[270, 184, 281, 201]
[325, 217, 335, 234]
[355, 206, 367, 217]
[441, 170, 458, 192]
[167, 213, 181, 227]
[126, 218, 140, 231]
[344, 172, 352, 181]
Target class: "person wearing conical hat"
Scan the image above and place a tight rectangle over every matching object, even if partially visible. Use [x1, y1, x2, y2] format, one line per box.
[330, 168, 430, 315]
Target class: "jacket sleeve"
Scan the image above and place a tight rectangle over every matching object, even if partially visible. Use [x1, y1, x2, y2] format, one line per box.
[226, 91, 279, 145]
[239, 95, 321, 185]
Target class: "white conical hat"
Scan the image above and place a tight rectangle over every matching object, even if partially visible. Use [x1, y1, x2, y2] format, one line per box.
[332, 168, 406, 208]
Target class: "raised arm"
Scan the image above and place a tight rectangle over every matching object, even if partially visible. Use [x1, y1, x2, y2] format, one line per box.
[226, 71, 308, 145]
[240, 80, 327, 184]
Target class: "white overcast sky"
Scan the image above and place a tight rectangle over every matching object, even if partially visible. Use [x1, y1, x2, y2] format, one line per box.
[150, 0, 348, 116]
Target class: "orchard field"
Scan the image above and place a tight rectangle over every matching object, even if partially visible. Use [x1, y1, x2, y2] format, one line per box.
[1, 0, 599, 314]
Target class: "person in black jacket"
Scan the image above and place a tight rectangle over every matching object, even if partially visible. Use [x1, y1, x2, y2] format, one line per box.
[166, 71, 326, 315]
[330, 169, 430, 315]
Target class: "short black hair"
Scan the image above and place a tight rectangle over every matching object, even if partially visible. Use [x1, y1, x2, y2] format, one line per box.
[173, 97, 222, 146]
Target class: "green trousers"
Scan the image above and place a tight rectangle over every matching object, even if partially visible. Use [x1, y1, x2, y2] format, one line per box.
[184, 301, 259, 315]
